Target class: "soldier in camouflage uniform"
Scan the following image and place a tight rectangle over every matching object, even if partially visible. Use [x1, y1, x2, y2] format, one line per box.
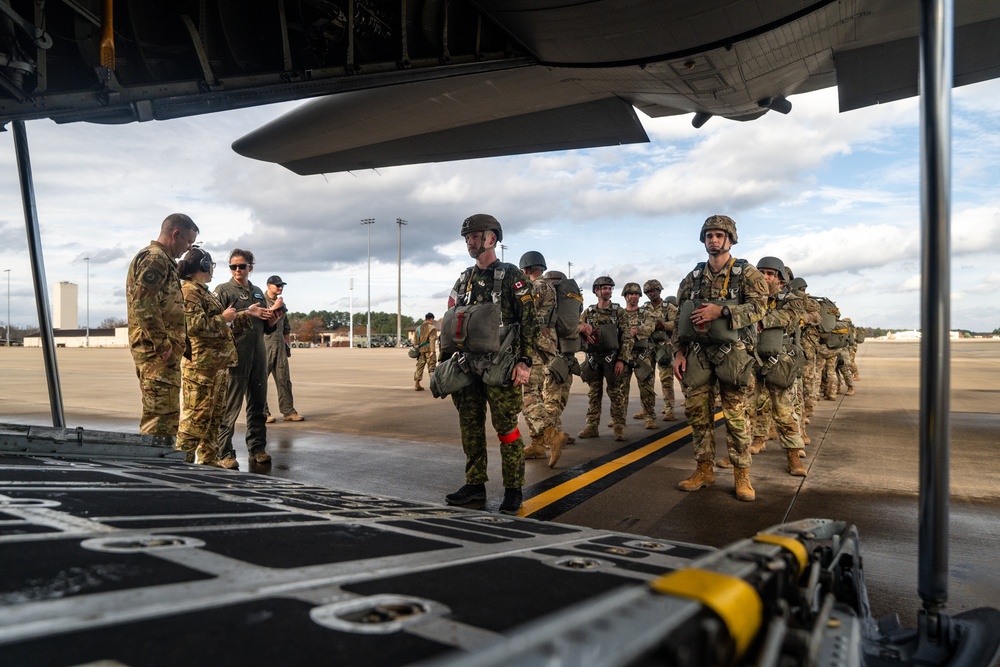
[214, 249, 280, 470]
[672, 215, 768, 501]
[747, 257, 808, 476]
[413, 313, 438, 391]
[176, 248, 265, 465]
[578, 276, 627, 440]
[619, 283, 657, 434]
[126, 213, 199, 445]
[788, 277, 822, 419]
[519, 251, 578, 468]
[633, 280, 678, 425]
[816, 299, 843, 401]
[443, 215, 537, 515]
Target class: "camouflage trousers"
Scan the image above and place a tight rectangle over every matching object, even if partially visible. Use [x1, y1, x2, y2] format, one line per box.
[135, 360, 181, 436]
[817, 345, 840, 399]
[753, 375, 805, 450]
[836, 349, 854, 390]
[177, 367, 229, 464]
[685, 373, 752, 468]
[801, 341, 819, 411]
[413, 350, 437, 381]
[637, 361, 675, 417]
[522, 352, 572, 438]
[584, 365, 628, 428]
[849, 346, 859, 376]
[452, 378, 525, 488]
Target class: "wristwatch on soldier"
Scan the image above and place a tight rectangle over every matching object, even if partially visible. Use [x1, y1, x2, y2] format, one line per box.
[721, 305, 731, 320]
[518, 356, 532, 368]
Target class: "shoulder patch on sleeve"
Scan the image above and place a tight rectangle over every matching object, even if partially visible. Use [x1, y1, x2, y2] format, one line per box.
[141, 268, 163, 286]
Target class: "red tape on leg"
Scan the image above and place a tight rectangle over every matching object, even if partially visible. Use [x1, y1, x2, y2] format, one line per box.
[498, 428, 521, 445]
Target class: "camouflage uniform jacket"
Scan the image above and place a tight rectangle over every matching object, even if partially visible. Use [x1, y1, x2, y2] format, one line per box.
[529, 277, 559, 358]
[580, 303, 626, 359]
[181, 279, 253, 374]
[759, 289, 806, 336]
[448, 259, 537, 362]
[645, 299, 676, 345]
[619, 306, 656, 365]
[672, 257, 769, 352]
[795, 290, 822, 347]
[126, 241, 186, 377]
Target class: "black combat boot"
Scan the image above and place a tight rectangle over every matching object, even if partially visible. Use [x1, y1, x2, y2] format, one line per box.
[445, 483, 486, 506]
[498, 487, 523, 515]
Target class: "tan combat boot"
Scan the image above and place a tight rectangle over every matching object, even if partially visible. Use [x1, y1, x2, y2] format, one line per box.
[677, 461, 715, 492]
[578, 423, 599, 439]
[632, 411, 646, 420]
[716, 457, 733, 469]
[662, 409, 676, 421]
[523, 436, 547, 459]
[415, 381, 424, 391]
[545, 427, 568, 468]
[846, 387, 855, 396]
[787, 449, 807, 476]
[613, 424, 625, 441]
[734, 467, 755, 501]
[644, 416, 657, 430]
[749, 437, 767, 455]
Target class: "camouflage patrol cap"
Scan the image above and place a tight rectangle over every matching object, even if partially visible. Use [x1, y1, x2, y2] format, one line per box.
[518, 251, 546, 271]
[788, 277, 807, 291]
[592, 276, 615, 293]
[621, 282, 642, 296]
[665, 295, 678, 306]
[642, 279, 663, 293]
[460, 214, 503, 243]
[700, 214, 738, 244]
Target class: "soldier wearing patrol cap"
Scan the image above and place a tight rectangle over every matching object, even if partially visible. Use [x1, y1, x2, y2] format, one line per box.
[263, 275, 304, 422]
[633, 279, 679, 425]
[444, 214, 538, 515]
[672, 215, 768, 501]
[126, 213, 200, 445]
[412, 312, 439, 391]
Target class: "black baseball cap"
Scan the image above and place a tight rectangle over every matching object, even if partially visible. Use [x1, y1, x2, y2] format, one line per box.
[266, 275, 286, 286]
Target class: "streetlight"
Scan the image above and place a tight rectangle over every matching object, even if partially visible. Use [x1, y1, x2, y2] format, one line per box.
[4, 268, 9, 348]
[84, 257, 89, 347]
[396, 218, 407, 347]
[361, 218, 374, 348]
[567, 261, 573, 279]
[349, 277, 354, 349]
[500, 244, 507, 261]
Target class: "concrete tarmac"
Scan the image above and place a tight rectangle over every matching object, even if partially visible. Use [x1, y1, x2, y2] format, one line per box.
[1, 340, 998, 626]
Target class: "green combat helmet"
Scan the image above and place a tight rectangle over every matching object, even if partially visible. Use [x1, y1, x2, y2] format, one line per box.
[756, 256, 788, 282]
[621, 282, 642, 296]
[592, 276, 615, 294]
[788, 277, 807, 291]
[642, 279, 663, 293]
[700, 214, 738, 244]
[665, 295, 678, 306]
[518, 251, 546, 271]
[461, 213, 503, 243]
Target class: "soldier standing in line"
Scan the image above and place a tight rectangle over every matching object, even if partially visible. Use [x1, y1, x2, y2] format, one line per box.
[176, 247, 267, 465]
[519, 251, 566, 466]
[672, 215, 768, 501]
[443, 214, 537, 515]
[214, 249, 278, 470]
[633, 280, 678, 426]
[788, 277, 821, 423]
[578, 276, 627, 441]
[413, 313, 438, 391]
[746, 257, 808, 476]
[619, 283, 657, 433]
[263, 275, 305, 422]
[126, 213, 200, 445]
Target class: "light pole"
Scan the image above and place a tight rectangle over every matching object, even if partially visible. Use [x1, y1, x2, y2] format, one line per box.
[500, 244, 507, 261]
[361, 218, 374, 348]
[84, 257, 90, 347]
[396, 218, 407, 347]
[349, 277, 354, 349]
[567, 261, 573, 279]
[4, 268, 9, 348]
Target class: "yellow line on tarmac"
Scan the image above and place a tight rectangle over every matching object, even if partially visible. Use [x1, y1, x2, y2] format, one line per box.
[519, 424, 696, 517]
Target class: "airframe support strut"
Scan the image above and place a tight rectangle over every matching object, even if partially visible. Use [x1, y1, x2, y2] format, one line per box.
[12, 120, 66, 428]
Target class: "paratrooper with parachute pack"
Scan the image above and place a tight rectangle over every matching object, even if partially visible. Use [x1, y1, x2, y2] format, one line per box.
[577, 276, 627, 440]
[671, 215, 768, 501]
[633, 280, 679, 425]
[618, 282, 657, 433]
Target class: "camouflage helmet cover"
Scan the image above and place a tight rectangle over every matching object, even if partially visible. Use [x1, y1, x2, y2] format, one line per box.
[788, 277, 808, 291]
[699, 214, 738, 244]
[621, 282, 642, 296]
[642, 279, 663, 293]
[665, 295, 678, 306]
[592, 275, 615, 293]
[518, 250, 546, 271]
[460, 213, 503, 243]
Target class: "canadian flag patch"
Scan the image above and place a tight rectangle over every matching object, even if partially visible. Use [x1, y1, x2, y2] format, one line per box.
[513, 280, 525, 290]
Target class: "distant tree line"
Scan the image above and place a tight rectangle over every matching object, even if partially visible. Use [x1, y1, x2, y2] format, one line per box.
[286, 310, 422, 343]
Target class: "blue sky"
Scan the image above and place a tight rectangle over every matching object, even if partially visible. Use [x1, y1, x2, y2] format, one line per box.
[1, 77, 998, 333]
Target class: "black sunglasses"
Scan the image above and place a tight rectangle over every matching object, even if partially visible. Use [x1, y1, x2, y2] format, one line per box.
[229, 263, 251, 271]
